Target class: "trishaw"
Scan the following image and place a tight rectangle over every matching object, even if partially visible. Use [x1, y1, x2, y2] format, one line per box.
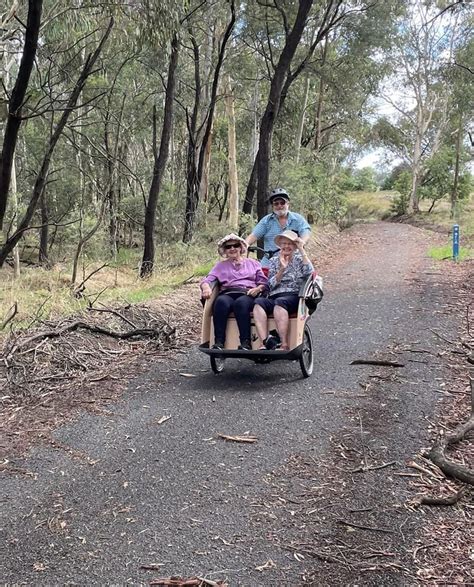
[199, 258, 323, 377]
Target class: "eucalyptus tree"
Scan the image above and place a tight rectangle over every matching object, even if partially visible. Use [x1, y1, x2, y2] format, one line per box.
[181, 0, 236, 243]
[0, 0, 42, 231]
[445, 34, 474, 216]
[240, 0, 396, 220]
[0, 10, 114, 268]
[377, 0, 470, 214]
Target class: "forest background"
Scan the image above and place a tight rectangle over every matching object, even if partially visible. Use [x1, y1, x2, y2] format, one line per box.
[0, 0, 473, 328]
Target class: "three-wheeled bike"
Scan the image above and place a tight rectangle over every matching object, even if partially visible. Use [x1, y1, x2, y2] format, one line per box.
[198, 263, 323, 377]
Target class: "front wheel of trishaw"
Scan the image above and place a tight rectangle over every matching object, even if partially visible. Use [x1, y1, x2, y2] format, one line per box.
[210, 355, 225, 374]
[299, 323, 314, 378]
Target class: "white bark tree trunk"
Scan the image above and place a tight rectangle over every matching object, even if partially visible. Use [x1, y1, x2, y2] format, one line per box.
[225, 75, 239, 230]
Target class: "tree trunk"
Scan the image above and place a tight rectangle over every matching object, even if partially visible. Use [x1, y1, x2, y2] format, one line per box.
[182, 1, 236, 243]
[255, 0, 314, 220]
[140, 35, 179, 277]
[0, 18, 113, 267]
[450, 114, 462, 220]
[38, 187, 49, 266]
[0, 0, 43, 230]
[225, 75, 239, 230]
[295, 76, 310, 163]
[314, 40, 328, 153]
[10, 156, 20, 277]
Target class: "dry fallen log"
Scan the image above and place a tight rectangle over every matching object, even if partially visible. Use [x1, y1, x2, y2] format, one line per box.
[350, 359, 404, 367]
[427, 378, 474, 486]
[419, 488, 466, 506]
[6, 320, 175, 358]
[218, 433, 257, 443]
[150, 578, 227, 587]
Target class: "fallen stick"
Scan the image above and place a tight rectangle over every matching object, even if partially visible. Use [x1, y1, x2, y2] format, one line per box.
[427, 378, 474, 486]
[6, 321, 174, 358]
[218, 433, 257, 443]
[418, 488, 466, 506]
[350, 360, 404, 367]
[336, 519, 394, 534]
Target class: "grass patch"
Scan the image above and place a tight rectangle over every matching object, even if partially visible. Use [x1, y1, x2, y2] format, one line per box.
[428, 243, 472, 261]
[0, 240, 219, 331]
[345, 191, 395, 223]
[417, 195, 474, 242]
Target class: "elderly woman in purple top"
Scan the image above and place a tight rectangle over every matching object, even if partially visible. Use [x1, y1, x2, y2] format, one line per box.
[200, 234, 268, 350]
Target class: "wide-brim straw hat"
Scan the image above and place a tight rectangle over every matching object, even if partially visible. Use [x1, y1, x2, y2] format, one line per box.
[217, 233, 248, 256]
[274, 229, 299, 248]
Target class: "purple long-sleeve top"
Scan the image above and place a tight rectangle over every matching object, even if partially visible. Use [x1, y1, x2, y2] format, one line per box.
[202, 258, 268, 291]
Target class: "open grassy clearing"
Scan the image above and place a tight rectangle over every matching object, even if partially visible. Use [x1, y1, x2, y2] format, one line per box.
[0, 241, 216, 330]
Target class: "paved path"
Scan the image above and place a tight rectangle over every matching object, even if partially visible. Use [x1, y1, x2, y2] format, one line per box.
[2, 222, 457, 585]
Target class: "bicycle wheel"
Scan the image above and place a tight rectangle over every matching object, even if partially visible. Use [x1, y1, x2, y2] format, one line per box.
[210, 355, 225, 374]
[299, 323, 314, 378]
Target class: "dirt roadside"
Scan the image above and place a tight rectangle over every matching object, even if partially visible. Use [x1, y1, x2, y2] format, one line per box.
[1, 221, 473, 585]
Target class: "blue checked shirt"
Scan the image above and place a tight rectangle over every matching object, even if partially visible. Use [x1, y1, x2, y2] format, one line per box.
[251, 211, 311, 267]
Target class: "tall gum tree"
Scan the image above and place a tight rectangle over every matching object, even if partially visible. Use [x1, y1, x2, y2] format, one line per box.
[182, 0, 236, 243]
[379, 0, 466, 214]
[0, 0, 42, 231]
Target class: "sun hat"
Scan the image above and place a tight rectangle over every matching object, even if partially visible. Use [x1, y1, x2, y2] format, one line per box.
[217, 233, 248, 256]
[267, 187, 290, 204]
[274, 229, 299, 248]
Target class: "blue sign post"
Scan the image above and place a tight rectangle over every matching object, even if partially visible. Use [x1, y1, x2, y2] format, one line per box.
[452, 224, 460, 261]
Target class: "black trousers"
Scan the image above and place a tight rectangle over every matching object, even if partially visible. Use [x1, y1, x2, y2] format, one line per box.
[213, 293, 255, 343]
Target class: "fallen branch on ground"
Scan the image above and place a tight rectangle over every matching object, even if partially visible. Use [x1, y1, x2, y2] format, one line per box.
[6, 320, 175, 359]
[350, 359, 404, 367]
[427, 378, 474, 486]
[418, 488, 466, 506]
[218, 433, 257, 443]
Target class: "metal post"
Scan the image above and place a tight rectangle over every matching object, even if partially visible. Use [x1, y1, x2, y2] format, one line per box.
[452, 224, 460, 261]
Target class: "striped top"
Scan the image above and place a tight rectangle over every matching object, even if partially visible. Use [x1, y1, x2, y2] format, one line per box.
[251, 211, 311, 266]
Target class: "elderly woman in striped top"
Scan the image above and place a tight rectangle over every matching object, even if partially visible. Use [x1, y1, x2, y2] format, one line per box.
[253, 230, 313, 351]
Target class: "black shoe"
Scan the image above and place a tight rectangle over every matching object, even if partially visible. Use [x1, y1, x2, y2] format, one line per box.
[212, 340, 224, 350]
[264, 335, 279, 350]
[238, 340, 252, 351]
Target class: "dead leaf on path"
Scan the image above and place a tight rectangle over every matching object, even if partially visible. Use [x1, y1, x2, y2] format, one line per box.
[33, 562, 47, 572]
[255, 559, 276, 571]
[218, 433, 258, 443]
[156, 415, 172, 425]
[179, 372, 197, 378]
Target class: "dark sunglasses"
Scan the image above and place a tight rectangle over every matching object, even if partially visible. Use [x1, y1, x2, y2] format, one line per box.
[224, 243, 241, 250]
[272, 199, 287, 206]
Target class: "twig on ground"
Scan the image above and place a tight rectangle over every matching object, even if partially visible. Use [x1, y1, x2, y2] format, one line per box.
[350, 359, 404, 367]
[427, 377, 474, 486]
[87, 306, 137, 329]
[430, 329, 455, 345]
[218, 433, 257, 443]
[336, 519, 394, 534]
[350, 461, 397, 473]
[418, 488, 466, 506]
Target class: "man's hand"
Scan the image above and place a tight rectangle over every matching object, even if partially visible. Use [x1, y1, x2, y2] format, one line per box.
[295, 237, 305, 252]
